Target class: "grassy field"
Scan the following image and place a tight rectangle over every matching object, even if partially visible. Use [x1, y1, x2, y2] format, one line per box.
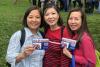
[0, 0, 100, 67]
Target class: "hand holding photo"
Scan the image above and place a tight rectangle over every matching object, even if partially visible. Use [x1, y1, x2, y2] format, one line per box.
[32, 39, 49, 50]
[61, 38, 77, 50]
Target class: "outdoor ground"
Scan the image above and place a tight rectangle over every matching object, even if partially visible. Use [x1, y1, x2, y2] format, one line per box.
[0, 0, 100, 67]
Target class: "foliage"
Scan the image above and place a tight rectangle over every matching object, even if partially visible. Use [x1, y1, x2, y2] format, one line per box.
[96, 50, 100, 67]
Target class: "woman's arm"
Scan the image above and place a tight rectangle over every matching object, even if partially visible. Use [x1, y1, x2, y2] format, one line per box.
[63, 33, 96, 65]
[16, 45, 38, 63]
[75, 34, 96, 65]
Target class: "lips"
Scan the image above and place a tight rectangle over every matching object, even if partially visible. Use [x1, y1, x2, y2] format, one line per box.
[71, 25, 76, 28]
[48, 20, 54, 23]
[70, 25, 77, 29]
[31, 22, 40, 25]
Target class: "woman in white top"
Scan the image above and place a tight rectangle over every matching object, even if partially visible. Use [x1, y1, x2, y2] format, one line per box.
[6, 5, 45, 67]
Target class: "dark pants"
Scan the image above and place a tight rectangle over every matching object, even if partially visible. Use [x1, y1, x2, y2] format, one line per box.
[73, 0, 83, 8]
[68, 0, 72, 10]
[32, 0, 36, 5]
[85, 1, 99, 13]
[58, 0, 64, 10]
[38, 0, 41, 7]
[32, 0, 41, 7]
[62, 0, 68, 11]
[44, 0, 49, 5]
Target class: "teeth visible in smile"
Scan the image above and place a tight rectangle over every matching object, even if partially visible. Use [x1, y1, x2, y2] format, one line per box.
[71, 25, 76, 27]
[49, 20, 54, 23]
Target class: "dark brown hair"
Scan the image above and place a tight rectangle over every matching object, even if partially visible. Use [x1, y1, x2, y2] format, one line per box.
[66, 8, 94, 48]
[22, 5, 43, 28]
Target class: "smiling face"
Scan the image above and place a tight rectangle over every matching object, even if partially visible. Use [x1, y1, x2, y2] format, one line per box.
[27, 10, 41, 30]
[68, 11, 82, 31]
[44, 8, 59, 27]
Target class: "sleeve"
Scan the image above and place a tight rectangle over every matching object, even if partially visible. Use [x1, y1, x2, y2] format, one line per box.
[74, 34, 96, 65]
[74, 54, 88, 64]
[6, 31, 21, 67]
[82, 36, 96, 64]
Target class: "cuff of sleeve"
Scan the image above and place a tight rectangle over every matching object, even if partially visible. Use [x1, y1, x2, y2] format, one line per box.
[6, 53, 19, 67]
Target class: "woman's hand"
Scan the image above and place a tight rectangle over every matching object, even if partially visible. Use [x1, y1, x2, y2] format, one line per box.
[63, 47, 72, 59]
[23, 45, 38, 57]
[16, 44, 39, 63]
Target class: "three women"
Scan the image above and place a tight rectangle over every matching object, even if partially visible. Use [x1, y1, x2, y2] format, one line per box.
[6, 3, 96, 67]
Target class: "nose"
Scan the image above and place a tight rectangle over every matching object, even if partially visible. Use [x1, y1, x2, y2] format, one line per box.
[71, 19, 75, 24]
[32, 17, 36, 21]
[48, 14, 53, 19]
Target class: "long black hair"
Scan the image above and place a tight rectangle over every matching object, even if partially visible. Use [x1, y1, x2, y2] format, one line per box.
[43, 3, 64, 33]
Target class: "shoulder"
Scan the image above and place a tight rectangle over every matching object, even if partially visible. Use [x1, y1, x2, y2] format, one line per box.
[82, 32, 92, 41]
[63, 27, 69, 32]
[9, 30, 21, 45]
[10, 30, 21, 39]
[63, 26, 71, 38]
[81, 32, 94, 46]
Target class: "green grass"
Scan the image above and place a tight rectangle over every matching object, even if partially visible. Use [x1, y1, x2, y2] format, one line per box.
[0, 0, 100, 67]
[0, 0, 30, 66]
